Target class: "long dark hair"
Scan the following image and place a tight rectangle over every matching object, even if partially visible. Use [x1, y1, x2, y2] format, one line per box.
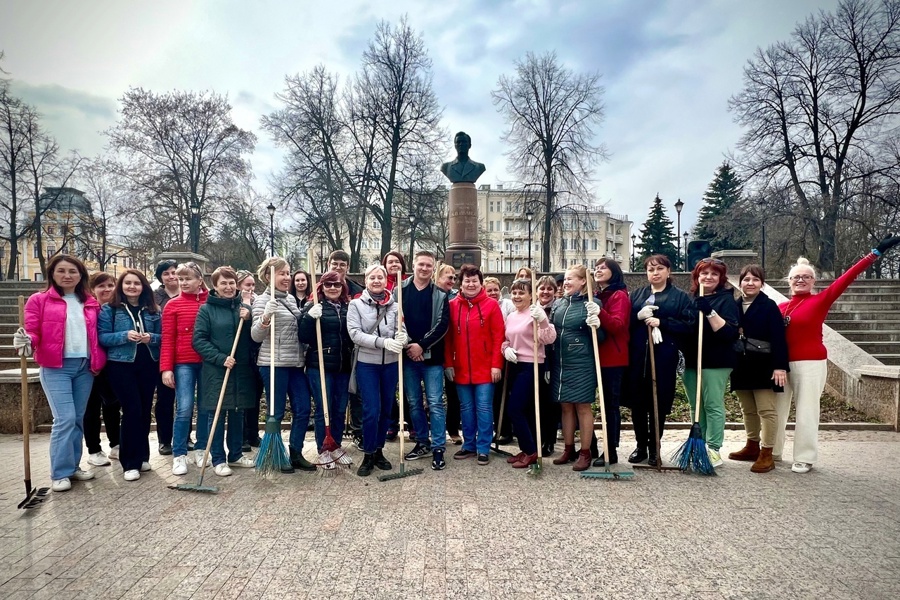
[595, 257, 626, 292]
[111, 269, 159, 313]
[290, 269, 310, 299]
[45, 254, 90, 302]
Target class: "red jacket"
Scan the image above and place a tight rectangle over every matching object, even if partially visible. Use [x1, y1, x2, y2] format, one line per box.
[160, 289, 208, 371]
[596, 286, 630, 367]
[24, 288, 106, 374]
[444, 288, 505, 384]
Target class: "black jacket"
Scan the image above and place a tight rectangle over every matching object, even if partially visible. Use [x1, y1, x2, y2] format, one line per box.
[397, 278, 450, 365]
[682, 287, 740, 370]
[730, 291, 790, 391]
[298, 301, 354, 373]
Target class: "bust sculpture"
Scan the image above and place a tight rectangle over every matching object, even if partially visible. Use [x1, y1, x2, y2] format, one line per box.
[440, 131, 486, 184]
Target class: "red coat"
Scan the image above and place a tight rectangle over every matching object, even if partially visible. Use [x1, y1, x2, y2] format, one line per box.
[160, 289, 208, 371]
[24, 288, 106, 374]
[596, 286, 630, 367]
[444, 288, 505, 384]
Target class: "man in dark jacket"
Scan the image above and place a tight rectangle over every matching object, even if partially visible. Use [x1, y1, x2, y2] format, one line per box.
[153, 259, 180, 454]
[396, 251, 450, 470]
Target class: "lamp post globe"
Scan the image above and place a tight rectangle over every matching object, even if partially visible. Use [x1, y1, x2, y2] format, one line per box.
[525, 209, 534, 269]
[266, 203, 276, 257]
[674, 198, 684, 270]
[630, 233, 637, 272]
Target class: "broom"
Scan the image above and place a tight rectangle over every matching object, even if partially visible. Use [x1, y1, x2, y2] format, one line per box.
[171, 317, 245, 493]
[633, 319, 681, 473]
[255, 265, 291, 477]
[527, 271, 544, 477]
[670, 286, 716, 476]
[17, 296, 48, 509]
[379, 273, 423, 481]
[307, 250, 349, 475]
[580, 273, 634, 480]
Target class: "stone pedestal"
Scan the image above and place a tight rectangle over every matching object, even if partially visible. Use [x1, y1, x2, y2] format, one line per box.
[445, 182, 482, 268]
[0, 367, 49, 434]
[711, 249, 759, 278]
[153, 252, 211, 284]
[855, 365, 900, 431]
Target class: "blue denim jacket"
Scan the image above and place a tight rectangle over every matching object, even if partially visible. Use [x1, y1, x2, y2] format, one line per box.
[98, 303, 162, 362]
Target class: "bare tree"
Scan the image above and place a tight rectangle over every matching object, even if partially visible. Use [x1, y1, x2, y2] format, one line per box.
[106, 88, 256, 252]
[492, 50, 608, 271]
[730, 0, 900, 273]
[0, 75, 30, 279]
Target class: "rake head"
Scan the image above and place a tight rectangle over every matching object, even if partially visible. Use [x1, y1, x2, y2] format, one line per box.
[168, 482, 219, 494]
[18, 486, 49, 510]
[377, 465, 423, 482]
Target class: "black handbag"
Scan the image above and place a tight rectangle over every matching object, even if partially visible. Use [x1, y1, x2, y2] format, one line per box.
[734, 327, 771, 354]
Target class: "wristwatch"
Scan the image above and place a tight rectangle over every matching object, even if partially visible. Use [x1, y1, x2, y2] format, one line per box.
[706, 310, 718, 319]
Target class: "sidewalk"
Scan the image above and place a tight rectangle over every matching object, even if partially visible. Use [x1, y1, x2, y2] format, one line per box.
[0, 429, 898, 599]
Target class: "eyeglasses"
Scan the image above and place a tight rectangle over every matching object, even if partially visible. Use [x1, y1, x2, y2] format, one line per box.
[699, 258, 725, 265]
[789, 275, 814, 281]
[322, 281, 343, 289]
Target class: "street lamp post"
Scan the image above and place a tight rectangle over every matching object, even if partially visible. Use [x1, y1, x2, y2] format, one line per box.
[683, 232, 689, 270]
[631, 234, 637, 271]
[408, 214, 416, 262]
[674, 198, 684, 270]
[190, 200, 200, 253]
[525, 208, 534, 269]
[266, 203, 276, 257]
[319, 238, 326, 272]
[500, 250, 504, 273]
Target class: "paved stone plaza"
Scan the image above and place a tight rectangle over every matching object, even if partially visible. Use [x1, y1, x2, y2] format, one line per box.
[0, 429, 897, 599]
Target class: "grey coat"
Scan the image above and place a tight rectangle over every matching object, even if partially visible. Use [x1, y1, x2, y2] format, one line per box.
[251, 288, 306, 368]
[347, 290, 399, 366]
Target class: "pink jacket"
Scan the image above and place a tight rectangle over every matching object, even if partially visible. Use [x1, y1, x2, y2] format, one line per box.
[24, 287, 106, 374]
[501, 308, 557, 364]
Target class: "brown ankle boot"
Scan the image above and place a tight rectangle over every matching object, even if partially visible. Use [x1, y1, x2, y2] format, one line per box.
[553, 445, 576, 465]
[728, 439, 760, 462]
[572, 449, 592, 471]
[751, 447, 775, 473]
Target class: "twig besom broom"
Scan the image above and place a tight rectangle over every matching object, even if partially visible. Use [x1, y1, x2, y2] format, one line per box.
[670, 286, 716, 476]
[527, 271, 544, 477]
[379, 271, 423, 482]
[17, 296, 48, 510]
[170, 317, 245, 493]
[255, 265, 292, 477]
[633, 317, 680, 473]
[580, 273, 634, 480]
[307, 249, 349, 475]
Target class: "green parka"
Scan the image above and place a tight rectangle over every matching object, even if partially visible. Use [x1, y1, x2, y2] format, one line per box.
[192, 292, 256, 412]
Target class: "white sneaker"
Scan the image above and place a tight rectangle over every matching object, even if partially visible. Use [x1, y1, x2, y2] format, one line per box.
[72, 469, 95, 481]
[214, 463, 233, 477]
[87, 451, 110, 466]
[172, 455, 188, 476]
[108, 446, 119, 460]
[791, 462, 813, 474]
[140, 461, 151, 472]
[51, 478, 71, 492]
[708, 448, 724, 468]
[195, 450, 209, 467]
[227, 456, 256, 468]
[123, 470, 140, 481]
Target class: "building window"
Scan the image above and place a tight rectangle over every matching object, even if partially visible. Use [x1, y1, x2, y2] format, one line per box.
[592, 239, 598, 251]
[489, 201, 494, 213]
[33, 245, 39, 258]
[489, 221, 494, 232]
[46, 226, 55, 236]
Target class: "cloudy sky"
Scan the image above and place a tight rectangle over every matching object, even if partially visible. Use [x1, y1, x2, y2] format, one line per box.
[2, 0, 839, 234]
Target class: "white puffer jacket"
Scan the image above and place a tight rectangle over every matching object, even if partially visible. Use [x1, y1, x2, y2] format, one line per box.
[347, 290, 399, 366]
[251, 288, 305, 367]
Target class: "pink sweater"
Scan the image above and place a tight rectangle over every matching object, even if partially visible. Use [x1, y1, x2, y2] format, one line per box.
[501, 309, 557, 363]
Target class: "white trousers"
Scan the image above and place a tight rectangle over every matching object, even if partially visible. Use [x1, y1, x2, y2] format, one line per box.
[774, 360, 827, 464]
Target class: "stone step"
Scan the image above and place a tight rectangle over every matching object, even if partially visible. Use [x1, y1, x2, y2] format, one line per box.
[827, 319, 900, 331]
[873, 354, 900, 365]
[838, 330, 900, 342]
[828, 301, 900, 311]
[827, 309, 900, 320]
[851, 341, 900, 354]
[0, 356, 35, 365]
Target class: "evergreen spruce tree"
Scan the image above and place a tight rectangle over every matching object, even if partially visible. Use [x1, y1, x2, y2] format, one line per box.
[637, 194, 679, 266]
[694, 162, 743, 251]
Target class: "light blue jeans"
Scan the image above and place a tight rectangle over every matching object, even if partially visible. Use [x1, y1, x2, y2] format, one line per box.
[404, 362, 446, 450]
[457, 383, 494, 455]
[40, 358, 94, 480]
[173, 363, 209, 457]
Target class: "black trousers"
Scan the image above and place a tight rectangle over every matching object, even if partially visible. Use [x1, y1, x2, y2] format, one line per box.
[599, 366, 625, 450]
[507, 362, 545, 455]
[445, 380, 461, 437]
[243, 366, 264, 443]
[84, 369, 120, 454]
[154, 374, 175, 446]
[107, 350, 158, 472]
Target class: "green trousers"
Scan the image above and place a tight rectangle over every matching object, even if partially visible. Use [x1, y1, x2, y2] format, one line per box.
[682, 368, 732, 451]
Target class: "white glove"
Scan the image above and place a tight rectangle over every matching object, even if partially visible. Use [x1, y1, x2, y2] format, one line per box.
[586, 314, 600, 329]
[544, 371, 550, 384]
[529, 304, 547, 323]
[637, 305, 659, 321]
[444, 367, 455, 381]
[307, 303, 323, 319]
[13, 328, 33, 357]
[651, 327, 663, 345]
[394, 327, 409, 345]
[263, 297, 279, 318]
[503, 347, 518, 363]
[383, 338, 404, 354]
[585, 301, 600, 317]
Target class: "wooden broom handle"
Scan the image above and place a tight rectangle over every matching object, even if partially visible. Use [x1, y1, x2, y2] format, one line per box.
[199, 317, 244, 479]
[531, 271, 542, 456]
[584, 272, 609, 464]
[307, 249, 331, 427]
[694, 286, 705, 423]
[18, 296, 31, 483]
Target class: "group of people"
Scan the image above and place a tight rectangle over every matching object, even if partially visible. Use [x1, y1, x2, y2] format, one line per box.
[13, 234, 899, 491]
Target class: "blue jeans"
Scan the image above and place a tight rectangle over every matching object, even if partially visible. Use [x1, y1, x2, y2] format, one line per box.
[357, 361, 398, 454]
[40, 358, 94, 480]
[308, 369, 350, 452]
[173, 363, 209, 457]
[404, 362, 446, 450]
[457, 383, 494, 455]
[208, 409, 244, 465]
[258, 366, 312, 452]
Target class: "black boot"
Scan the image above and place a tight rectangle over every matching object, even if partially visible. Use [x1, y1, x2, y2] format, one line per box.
[647, 446, 658, 467]
[541, 443, 555, 457]
[628, 446, 648, 464]
[593, 447, 618, 467]
[373, 448, 392, 471]
[290, 447, 316, 472]
[357, 453, 375, 477]
[590, 433, 599, 459]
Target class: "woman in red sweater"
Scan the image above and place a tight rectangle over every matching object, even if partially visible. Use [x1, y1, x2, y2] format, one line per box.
[775, 236, 900, 474]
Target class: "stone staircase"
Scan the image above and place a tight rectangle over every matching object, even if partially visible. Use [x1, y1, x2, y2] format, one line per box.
[769, 278, 900, 366]
[0, 281, 46, 368]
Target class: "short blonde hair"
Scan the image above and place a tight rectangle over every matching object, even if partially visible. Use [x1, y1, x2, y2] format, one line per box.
[483, 276, 501, 289]
[256, 257, 289, 284]
[365, 264, 387, 279]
